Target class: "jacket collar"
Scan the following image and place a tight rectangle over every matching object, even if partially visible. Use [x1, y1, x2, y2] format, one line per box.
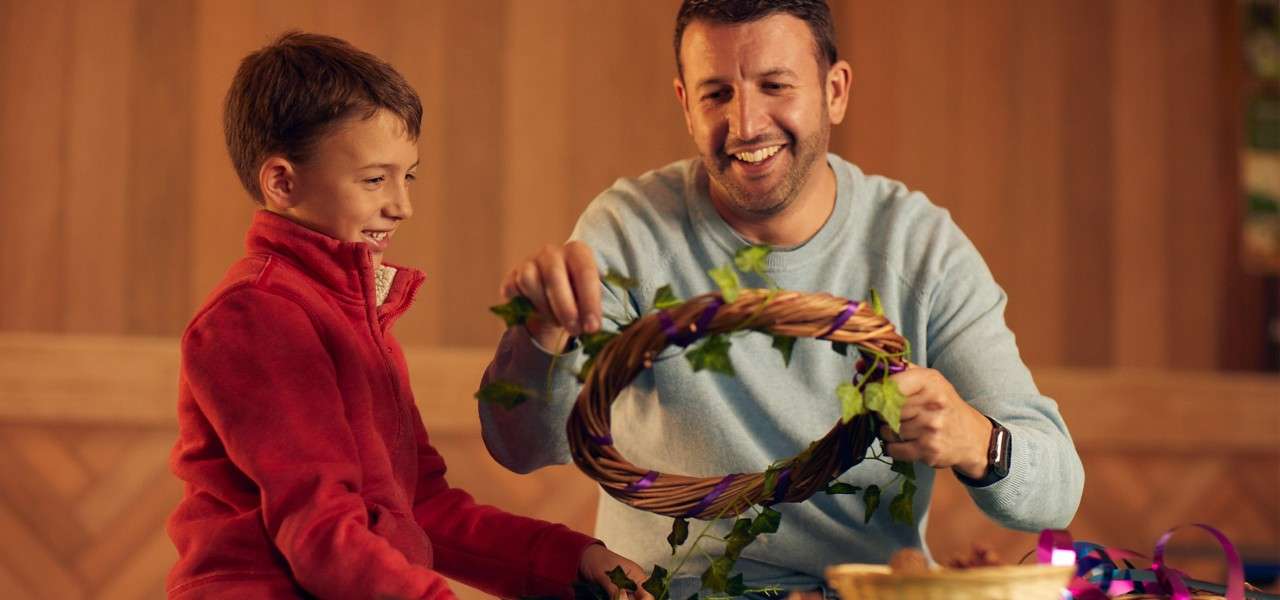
[245, 210, 425, 323]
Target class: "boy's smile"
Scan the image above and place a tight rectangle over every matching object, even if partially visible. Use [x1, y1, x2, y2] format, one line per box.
[263, 108, 419, 268]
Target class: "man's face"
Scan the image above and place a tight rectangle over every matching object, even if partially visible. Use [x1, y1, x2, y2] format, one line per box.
[285, 109, 419, 268]
[675, 14, 840, 219]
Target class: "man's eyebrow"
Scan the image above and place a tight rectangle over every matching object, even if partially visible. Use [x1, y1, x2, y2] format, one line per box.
[695, 68, 799, 90]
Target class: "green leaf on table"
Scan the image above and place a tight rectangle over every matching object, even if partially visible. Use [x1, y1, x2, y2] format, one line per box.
[642, 565, 670, 600]
[580, 330, 618, 358]
[869, 288, 884, 316]
[889, 478, 917, 525]
[724, 518, 754, 559]
[490, 296, 536, 327]
[734, 245, 772, 275]
[824, 481, 861, 495]
[863, 484, 881, 524]
[653, 284, 682, 310]
[831, 341, 849, 356]
[667, 517, 689, 555]
[701, 556, 735, 592]
[891, 459, 916, 479]
[474, 380, 536, 409]
[607, 565, 637, 591]
[837, 382, 865, 424]
[771, 335, 796, 367]
[749, 506, 782, 536]
[604, 271, 639, 290]
[686, 334, 735, 376]
[708, 264, 741, 302]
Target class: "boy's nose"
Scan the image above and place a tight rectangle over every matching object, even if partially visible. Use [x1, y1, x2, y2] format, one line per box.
[387, 192, 413, 221]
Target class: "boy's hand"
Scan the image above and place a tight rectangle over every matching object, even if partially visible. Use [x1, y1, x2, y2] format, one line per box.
[499, 241, 603, 351]
[578, 543, 654, 600]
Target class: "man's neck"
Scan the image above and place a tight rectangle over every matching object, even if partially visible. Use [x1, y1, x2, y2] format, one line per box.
[710, 160, 837, 247]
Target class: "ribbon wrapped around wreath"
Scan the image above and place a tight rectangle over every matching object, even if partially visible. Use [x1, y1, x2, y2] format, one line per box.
[1037, 524, 1275, 600]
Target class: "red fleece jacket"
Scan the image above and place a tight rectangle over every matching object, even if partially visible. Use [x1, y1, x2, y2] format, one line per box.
[167, 211, 596, 599]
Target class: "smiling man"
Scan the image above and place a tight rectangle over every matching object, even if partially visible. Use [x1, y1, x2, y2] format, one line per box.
[479, 1, 1084, 597]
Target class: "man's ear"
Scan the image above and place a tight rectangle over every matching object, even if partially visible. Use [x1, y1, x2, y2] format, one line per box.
[259, 156, 298, 211]
[825, 59, 853, 125]
[673, 76, 694, 136]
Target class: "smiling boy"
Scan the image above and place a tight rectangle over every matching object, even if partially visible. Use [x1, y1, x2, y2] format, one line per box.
[166, 32, 650, 600]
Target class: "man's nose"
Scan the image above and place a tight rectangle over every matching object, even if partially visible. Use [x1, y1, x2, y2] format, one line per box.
[728, 90, 767, 143]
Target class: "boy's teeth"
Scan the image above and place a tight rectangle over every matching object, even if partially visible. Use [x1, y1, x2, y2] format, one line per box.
[734, 145, 782, 164]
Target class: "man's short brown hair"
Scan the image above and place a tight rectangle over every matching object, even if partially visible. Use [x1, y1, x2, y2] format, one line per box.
[224, 31, 423, 202]
[674, 0, 839, 80]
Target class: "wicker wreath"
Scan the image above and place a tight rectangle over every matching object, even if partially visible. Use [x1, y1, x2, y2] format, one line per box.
[567, 288, 908, 520]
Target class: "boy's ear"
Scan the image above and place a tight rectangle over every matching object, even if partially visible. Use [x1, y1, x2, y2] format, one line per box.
[259, 156, 299, 210]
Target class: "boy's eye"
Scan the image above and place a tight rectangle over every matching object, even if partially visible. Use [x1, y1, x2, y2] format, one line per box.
[364, 176, 385, 185]
[406, 172, 417, 182]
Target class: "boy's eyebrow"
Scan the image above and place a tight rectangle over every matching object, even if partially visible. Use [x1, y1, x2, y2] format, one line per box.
[360, 160, 421, 171]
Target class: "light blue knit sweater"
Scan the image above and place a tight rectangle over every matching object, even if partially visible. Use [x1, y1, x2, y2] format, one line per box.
[478, 154, 1084, 593]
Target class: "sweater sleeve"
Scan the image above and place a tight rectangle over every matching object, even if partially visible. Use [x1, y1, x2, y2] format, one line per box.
[409, 403, 598, 599]
[923, 228, 1085, 531]
[182, 287, 456, 600]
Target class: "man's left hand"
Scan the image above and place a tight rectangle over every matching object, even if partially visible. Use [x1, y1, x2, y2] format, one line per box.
[879, 365, 993, 479]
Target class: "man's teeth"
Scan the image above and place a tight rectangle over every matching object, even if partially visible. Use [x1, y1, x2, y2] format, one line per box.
[734, 145, 782, 164]
[366, 231, 388, 241]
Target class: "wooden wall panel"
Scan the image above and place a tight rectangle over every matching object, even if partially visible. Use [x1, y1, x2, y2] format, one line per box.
[0, 0, 1265, 369]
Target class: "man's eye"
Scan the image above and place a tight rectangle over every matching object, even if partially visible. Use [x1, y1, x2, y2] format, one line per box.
[703, 89, 730, 102]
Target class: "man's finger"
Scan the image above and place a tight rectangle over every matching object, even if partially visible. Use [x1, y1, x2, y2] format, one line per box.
[565, 242, 603, 333]
[536, 251, 581, 335]
[514, 261, 553, 318]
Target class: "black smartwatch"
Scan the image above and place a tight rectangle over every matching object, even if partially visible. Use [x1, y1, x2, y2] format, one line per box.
[955, 415, 1011, 488]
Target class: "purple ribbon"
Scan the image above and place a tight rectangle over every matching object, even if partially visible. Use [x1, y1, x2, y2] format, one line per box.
[767, 467, 793, 505]
[659, 298, 724, 347]
[684, 473, 737, 518]
[1036, 525, 1245, 600]
[819, 301, 859, 339]
[623, 470, 658, 493]
[589, 433, 613, 446]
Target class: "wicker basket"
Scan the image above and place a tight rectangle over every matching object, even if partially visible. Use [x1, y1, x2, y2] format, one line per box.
[825, 563, 1075, 600]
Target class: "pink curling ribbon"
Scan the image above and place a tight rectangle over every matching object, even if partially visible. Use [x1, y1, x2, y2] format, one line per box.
[1037, 525, 1247, 600]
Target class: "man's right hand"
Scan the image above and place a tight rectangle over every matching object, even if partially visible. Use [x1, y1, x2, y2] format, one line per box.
[498, 241, 603, 351]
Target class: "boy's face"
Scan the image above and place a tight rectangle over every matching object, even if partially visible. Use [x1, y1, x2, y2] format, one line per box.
[271, 108, 419, 268]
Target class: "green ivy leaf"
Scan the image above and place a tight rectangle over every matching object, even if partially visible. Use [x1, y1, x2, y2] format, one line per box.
[749, 506, 782, 536]
[771, 335, 796, 367]
[761, 466, 782, 498]
[607, 565, 637, 591]
[579, 330, 618, 358]
[489, 296, 536, 327]
[708, 264, 741, 302]
[686, 334, 735, 376]
[724, 518, 754, 559]
[653, 284, 682, 310]
[863, 380, 906, 433]
[604, 271, 639, 290]
[831, 341, 849, 356]
[837, 382, 865, 424]
[824, 482, 861, 495]
[889, 478, 917, 525]
[725, 573, 747, 596]
[474, 381, 536, 409]
[642, 565, 670, 600]
[863, 484, 881, 524]
[701, 556, 735, 592]
[667, 518, 689, 555]
[733, 245, 772, 275]
[870, 288, 884, 316]
[891, 459, 916, 479]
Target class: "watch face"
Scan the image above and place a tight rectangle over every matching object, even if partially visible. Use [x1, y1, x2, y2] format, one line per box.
[990, 426, 1010, 476]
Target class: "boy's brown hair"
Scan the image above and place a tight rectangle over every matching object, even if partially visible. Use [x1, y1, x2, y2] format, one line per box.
[224, 31, 423, 202]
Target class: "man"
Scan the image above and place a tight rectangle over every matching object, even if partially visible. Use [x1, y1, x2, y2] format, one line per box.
[479, 0, 1084, 596]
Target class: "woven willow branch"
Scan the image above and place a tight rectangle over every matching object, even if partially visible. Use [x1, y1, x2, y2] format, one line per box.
[567, 288, 908, 519]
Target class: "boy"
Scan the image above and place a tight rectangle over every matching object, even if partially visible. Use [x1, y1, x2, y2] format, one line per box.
[166, 32, 650, 599]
